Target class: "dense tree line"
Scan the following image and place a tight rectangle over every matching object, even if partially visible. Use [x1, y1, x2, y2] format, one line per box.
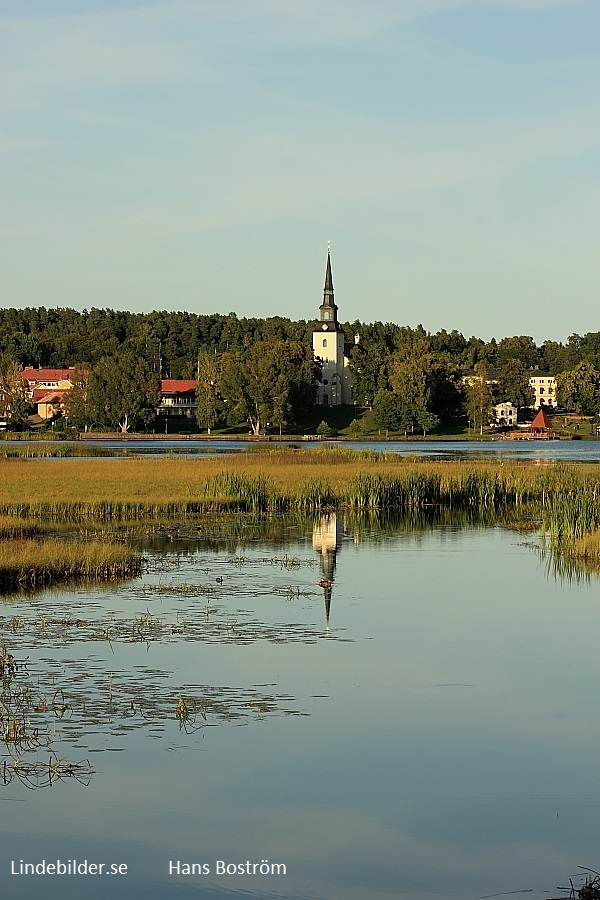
[1, 308, 599, 430]
[0, 308, 314, 376]
[1, 307, 600, 379]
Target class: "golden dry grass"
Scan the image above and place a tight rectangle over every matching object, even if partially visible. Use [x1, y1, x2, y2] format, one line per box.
[573, 527, 600, 561]
[0, 515, 41, 537]
[0, 538, 141, 587]
[1, 451, 598, 506]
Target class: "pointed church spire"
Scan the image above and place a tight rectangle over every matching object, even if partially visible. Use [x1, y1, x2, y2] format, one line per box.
[323, 245, 334, 307]
[318, 244, 339, 327]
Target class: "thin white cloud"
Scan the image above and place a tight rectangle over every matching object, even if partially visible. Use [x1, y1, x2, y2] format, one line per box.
[6, 96, 594, 253]
[1, 0, 594, 100]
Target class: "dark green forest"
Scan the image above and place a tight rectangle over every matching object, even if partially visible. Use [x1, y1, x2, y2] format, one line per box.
[1, 308, 600, 432]
[1, 307, 599, 377]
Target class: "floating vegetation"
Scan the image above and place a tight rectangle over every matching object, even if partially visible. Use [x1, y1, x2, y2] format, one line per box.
[227, 554, 248, 567]
[281, 586, 312, 600]
[141, 581, 217, 597]
[1, 756, 95, 789]
[0, 614, 309, 792]
[268, 552, 316, 572]
[550, 867, 600, 899]
[0, 598, 345, 651]
[576, 870, 600, 899]
[175, 693, 206, 733]
[0, 647, 94, 790]
[272, 554, 304, 571]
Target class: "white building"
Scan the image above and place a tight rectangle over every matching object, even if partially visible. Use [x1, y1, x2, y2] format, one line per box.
[462, 367, 557, 409]
[528, 371, 556, 408]
[493, 401, 517, 426]
[312, 250, 353, 405]
[157, 379, 197, 417]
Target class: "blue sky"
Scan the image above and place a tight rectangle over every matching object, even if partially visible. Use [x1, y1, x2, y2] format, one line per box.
[1, 0, 598, 342]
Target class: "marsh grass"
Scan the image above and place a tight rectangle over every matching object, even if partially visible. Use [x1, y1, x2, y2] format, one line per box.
[572, 528, 600, 561]
[0, 443, 129, 458]
[0, 539, 141, 589]
[0, 515, 42, 538]
[2, 454, 600, 570]
[4, 455, 597, 516]
[294, 478, 337, 509]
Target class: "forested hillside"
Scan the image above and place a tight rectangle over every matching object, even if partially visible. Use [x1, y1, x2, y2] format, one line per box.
[1, 307, 599, 378]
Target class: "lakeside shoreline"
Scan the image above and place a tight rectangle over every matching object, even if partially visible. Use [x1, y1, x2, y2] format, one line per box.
[76, 432, 593, 442]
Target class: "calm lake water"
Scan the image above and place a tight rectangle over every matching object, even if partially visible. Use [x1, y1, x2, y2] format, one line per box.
[16, 436, 600, 462]
[1, 513, 599, 899]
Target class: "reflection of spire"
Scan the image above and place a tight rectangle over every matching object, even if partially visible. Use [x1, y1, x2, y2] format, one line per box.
[312, 513, 342, 628]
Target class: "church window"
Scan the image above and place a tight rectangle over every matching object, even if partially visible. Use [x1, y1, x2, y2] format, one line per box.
[324, 310, 331, 320]
[323, 339, 327, 347]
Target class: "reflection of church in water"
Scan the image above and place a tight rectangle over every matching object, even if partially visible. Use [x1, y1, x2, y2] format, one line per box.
[312, 513, 344, 629]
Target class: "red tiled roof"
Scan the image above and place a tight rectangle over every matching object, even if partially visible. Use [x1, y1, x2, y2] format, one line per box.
[531, 409, 552, 429]
[21, 367, 74, 384]
[160, 379, 197, 395]
[36, 391, 67, 405]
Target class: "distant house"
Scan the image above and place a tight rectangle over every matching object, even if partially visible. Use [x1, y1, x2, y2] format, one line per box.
[157, 380, 197, 418]
[493, 401, 517, 427]
[35, 391, 69, 421]
[0, 386, 9, 427]
[462, 368, 501, 390]
[21, 367, 75, 397]
[462, 366, 555, 409]
[527, 370, 556, 408]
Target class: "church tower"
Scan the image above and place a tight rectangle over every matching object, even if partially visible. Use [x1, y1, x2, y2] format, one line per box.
[313, 247, 352, 405]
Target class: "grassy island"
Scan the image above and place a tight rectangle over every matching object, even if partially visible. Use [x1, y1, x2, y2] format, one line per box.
[1, 448, 599, 585]
[0, 539, 141, 590]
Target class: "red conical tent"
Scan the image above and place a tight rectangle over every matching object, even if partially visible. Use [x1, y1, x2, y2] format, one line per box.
[530, 409, 552, 430]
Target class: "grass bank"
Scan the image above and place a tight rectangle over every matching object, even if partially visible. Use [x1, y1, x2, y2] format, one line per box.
[0, 450, 599, 516]
[572, 527, 600, 562]
[0, 539, 142, 589]
[1, 449, 599, 585]
[0, 443, 130, 458]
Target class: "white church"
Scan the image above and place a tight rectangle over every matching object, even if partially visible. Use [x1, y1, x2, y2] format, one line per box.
[312, 248, 354, 406]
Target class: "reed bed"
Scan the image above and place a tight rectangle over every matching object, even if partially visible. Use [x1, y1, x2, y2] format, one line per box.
[1, 455, 600, 552]
[294, 478, 338, 509]
[0, 443, 128, 458]
[571, 527, 600, 562]
[345, 472, 442, 508]
[0, 515, 42, 538]
[0, 539, 141, 589]
[2, 453, 595, 505]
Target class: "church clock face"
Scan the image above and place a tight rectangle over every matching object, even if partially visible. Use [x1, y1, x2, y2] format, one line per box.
[322, 323, 328, 330]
